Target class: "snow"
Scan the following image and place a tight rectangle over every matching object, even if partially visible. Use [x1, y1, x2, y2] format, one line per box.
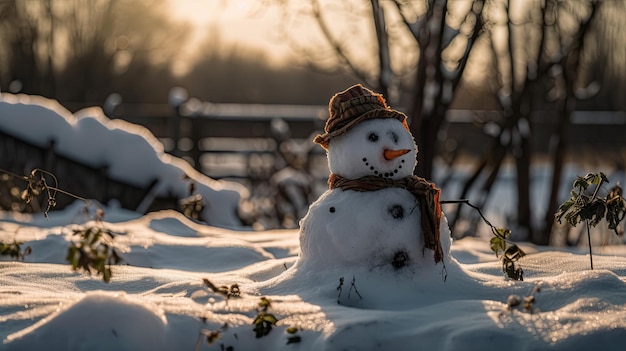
[1, 94, 626, 350]
[6, 292, 169, 351]
[297, 187, 450, 274]
[0, 93, 247, 227]
[2, 206, 626, 350]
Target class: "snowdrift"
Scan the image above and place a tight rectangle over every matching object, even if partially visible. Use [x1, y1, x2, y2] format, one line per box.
[0, 93, 247, 227]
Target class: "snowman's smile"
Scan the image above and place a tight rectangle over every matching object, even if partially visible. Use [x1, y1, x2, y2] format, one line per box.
[361, 150, 408, 178]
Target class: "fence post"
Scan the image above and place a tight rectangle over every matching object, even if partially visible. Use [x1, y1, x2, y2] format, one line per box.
[169, 105, 182, 158]
[44, 139, 56, 172]
[168, 87, 189, 159]
[93, 164, 109, 205]
[191, 116, 202, 172]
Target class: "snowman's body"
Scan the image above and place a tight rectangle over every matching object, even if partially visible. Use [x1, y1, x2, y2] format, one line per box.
[298, 118, 451, 272]
[299, 187, 452, 272]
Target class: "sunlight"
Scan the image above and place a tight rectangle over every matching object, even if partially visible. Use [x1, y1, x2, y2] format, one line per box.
[485, 296, 626, 345]
[166, 0, 293, 75]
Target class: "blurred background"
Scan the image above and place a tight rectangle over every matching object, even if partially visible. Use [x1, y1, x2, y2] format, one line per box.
[1, 0, 625, 245]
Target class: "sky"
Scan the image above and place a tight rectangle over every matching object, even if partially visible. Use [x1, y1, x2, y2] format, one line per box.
[166, 0, 294, 67]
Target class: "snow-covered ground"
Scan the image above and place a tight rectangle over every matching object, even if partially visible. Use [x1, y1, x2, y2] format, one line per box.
[1, 204, 626, 351]
[1, 93, 626, 350]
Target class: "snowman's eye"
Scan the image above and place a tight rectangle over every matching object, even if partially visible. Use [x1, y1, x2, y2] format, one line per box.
[368, 133, 379, 142]
[388, 204, 404, 219]
[390, 132, 399, 143]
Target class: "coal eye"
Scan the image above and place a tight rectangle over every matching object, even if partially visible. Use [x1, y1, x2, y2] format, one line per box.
[368, 133, 379, 142]
[392, 250, 409, 269]
[391, 132, 399, 143]
[388, 204, 404, 219]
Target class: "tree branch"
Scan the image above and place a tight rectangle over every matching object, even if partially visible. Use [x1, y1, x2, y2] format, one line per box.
[311, 0, 372, 84]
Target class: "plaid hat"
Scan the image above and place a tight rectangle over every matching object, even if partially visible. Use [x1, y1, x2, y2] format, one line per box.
[313, 84, 409, 150]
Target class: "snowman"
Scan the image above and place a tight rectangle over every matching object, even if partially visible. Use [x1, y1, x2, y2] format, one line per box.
[296, 84, 451, 275]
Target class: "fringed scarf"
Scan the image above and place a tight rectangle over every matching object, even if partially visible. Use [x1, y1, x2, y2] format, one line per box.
[328, 173, 443, 264]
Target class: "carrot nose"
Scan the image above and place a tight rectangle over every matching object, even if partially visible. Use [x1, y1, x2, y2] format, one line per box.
[383, 148, 410, 160]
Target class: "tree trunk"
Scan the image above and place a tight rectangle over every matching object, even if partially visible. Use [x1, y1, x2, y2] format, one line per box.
[539, 1, 599, 245]
[541, 91, 572, 245]
[370, 0, 391, 98]
[515, 117, 533, 240]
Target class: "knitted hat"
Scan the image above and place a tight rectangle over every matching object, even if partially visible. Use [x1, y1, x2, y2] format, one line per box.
[313, 84, 409, 150]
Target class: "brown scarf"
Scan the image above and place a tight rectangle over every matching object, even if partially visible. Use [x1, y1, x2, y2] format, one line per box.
[328, 173, 443, 264]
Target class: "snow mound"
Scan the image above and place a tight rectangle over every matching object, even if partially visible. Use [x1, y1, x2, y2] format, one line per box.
[0, 93, 248, 227]
[5, 292, 168, 351]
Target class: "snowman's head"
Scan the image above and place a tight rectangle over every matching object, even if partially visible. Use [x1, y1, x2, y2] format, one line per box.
[327, 118, 417, 180]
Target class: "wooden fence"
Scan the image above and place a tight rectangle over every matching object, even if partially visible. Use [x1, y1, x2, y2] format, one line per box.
[110, 103, 330, 180]
[0, 129, 178, 213]
[110, 103, 626, 180]
[3, 100, 624, 214]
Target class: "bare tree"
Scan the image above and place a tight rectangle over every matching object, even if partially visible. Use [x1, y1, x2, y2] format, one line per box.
[0, 0, 191, 105]
[276, 0, 484, 180]
[0, 0, 42, 94]
[451, 0, 605, 243]
[276, 0, 623, 242]
[541, 0, 603, 244]
[451, 0, 547, 240]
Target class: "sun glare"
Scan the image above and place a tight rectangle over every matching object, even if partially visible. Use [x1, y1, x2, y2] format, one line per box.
[167, 0, 292, 75]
